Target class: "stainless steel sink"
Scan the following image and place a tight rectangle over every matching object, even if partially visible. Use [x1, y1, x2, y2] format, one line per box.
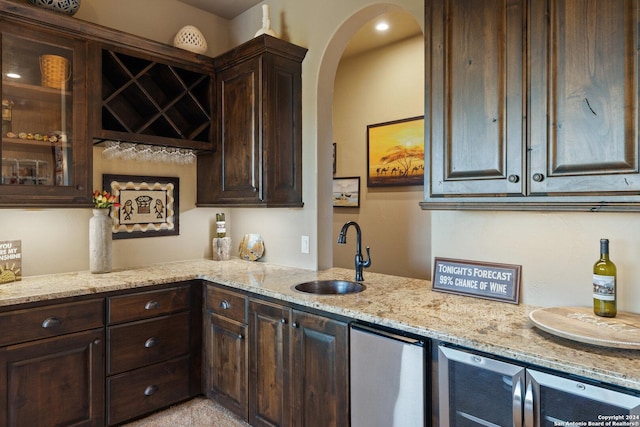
[294, 280, 365, 295]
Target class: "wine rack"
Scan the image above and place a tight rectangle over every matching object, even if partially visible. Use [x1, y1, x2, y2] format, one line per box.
[98, 48, 213, 150]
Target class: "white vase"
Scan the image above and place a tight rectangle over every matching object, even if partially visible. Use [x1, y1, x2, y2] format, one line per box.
[89, 208, 113, 273]
[255, 4, 278, 38]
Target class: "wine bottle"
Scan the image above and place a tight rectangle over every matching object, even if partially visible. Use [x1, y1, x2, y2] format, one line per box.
[593, 238, 617, 317]
[215, 212, 226, 238]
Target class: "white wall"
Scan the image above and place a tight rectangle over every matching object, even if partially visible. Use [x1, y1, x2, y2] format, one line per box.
[2, 0, 425, 276]
[332, 35, 430, 279]
[7, 0, 627, 315]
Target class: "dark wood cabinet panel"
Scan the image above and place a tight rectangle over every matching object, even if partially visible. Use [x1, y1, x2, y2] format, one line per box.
[205, 285, 350, 426]
[197, 35, 307, 207]
[0, 328, 104, 427]
[107, 285, 190, 324]
[249, 299, 290, 427]
[423, 0, 640, 211]
[206, 285, 248, 323]
[0, 298, 104, 346]
[107, 312, 190, 375]
[290, 310, 349, 427]
[106, 355, 190, 426]
[427, 0, 525, 197]
[528, 0, 640, 195]
[204, 312, 249, 420]
[105, 282, 200, 425]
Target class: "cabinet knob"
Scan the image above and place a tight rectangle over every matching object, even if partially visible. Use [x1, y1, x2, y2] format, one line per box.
[220, 300, 230, 310]
[144, 385, 159, 396]
[145, 300, 160, 310]
[237, 334, 244, 340]
[292, 322, 299, 329]
[508, 174, 519, 183]
[93, 339, 101, 345]
[144, 337, 159, 348]
[280, 318, 287, 324]
[41, 317, 62, 328]
[532, 173, 545, 182]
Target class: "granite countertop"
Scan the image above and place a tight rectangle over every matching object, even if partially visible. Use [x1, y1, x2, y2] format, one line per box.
[1, 258, 638, 391]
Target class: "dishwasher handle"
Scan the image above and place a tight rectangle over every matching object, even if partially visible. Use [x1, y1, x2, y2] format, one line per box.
[350, 323, 425, 346]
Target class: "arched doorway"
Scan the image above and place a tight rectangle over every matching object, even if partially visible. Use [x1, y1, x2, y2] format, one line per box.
[316, 4, 427, 276]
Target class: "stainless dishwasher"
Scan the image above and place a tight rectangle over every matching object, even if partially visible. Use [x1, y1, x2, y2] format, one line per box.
[350, 323, 428, 427]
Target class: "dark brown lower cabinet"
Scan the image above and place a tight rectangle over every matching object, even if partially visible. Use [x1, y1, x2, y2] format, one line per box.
[249, 299, 290, 427]
[289, 309, 349, 427]
[0, 328, 105, 427]
[248, 299, 349, 427]
[105, 282, 200, 426]
[205, 311, 249, 419]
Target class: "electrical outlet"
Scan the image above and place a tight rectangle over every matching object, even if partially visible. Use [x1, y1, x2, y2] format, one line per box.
[301, 235, 310, 254]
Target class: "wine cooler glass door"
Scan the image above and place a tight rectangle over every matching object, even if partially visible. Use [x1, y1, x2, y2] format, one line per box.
[438, 345, 526, 427]
[526, 369, 640, 427]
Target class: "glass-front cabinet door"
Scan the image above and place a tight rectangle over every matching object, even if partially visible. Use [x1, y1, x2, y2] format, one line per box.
[439, 345, 640, 427]
[0, 20, 90, 206]
[526, 369, 640, 426]
[438, 345, 526, 427]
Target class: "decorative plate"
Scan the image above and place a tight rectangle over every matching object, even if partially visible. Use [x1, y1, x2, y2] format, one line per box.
[28, 0, 81, 15]
[529, 306, 640, 349]
[239, 234, 265, 261]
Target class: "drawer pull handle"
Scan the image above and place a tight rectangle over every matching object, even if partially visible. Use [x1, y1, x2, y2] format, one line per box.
[145, 301, 160, 310]
[145, 337, 159, 348]
[144, 385, 159, 396]
[220, 300, 230, 310]
[42, 317, 62, 328]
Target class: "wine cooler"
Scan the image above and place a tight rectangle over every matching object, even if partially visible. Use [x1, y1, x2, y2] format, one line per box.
[437, 345, 640, 426]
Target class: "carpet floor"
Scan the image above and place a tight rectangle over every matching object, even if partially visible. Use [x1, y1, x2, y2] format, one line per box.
[122, 397, 251, 427]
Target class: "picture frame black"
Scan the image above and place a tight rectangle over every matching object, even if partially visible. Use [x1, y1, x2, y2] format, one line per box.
[332, 176, 360, 208]
[102, 174, 179, 239]
[367, 116, 425, 187]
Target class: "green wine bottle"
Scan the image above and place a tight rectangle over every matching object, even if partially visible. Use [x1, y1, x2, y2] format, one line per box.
[593, 238, 617, 318]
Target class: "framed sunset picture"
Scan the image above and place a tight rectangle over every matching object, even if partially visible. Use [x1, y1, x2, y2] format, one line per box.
[367, 116, 425, 187]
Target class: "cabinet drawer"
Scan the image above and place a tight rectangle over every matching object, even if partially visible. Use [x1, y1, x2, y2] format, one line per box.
[206, 286, 247, 323]
[106, 356, 190, 426]
[107, 312, 190, 375]
[108, 285, 190, 324]
[0, 299, 104, 346]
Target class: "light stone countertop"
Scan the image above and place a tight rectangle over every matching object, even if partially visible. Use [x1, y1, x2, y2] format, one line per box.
[1, 258, 638, 391]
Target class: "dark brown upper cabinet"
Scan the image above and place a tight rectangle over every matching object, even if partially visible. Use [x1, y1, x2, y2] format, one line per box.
[0, 15, 91, 207]
[90, 43, 214, 151]
[0, 0, 215, 207]
[197, 35, 307, 208]
[422, 0, 640, 211]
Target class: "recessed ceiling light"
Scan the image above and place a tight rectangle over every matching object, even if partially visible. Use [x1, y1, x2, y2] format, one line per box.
[375, 22, 390, 32]
[6, 73, 21, 79]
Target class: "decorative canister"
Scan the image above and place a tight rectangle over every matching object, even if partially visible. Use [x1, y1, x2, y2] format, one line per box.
[212, 237, 232, 261]
[28, 0, 81, 16]
[89, 208, 113, 273]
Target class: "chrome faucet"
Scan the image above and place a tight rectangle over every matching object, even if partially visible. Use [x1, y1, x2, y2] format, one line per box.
[337, 221, 371, 281]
